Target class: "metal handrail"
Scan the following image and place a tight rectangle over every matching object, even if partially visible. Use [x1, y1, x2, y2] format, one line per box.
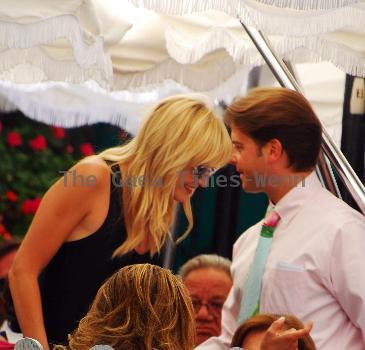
[241, 22, 365, 214]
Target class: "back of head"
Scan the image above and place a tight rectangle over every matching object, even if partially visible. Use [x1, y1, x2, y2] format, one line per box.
[0, 238, 21, 260]
[224, 87, 322, 172]
[68, 264, 196, 350]
[231, 314, 316, 350]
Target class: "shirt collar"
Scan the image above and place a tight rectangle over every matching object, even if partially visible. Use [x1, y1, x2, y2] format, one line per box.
[270, 171, 322, 226]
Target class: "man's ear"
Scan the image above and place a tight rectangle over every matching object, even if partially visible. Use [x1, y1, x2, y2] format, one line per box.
[266, 138, 283, 162]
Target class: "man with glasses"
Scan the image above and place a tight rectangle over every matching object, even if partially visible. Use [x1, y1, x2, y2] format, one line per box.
[179, 254, 233, 346]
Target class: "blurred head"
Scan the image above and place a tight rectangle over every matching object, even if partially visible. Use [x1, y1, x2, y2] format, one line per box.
[0, 238, 21, 325]
[179, 255, 232, 345]
[100, 95, 232, 256]
[225, 88, 322, 193]
[0, 238, 20, 279]
[231, 314, 316, 350]
[68, 264, 196, 350]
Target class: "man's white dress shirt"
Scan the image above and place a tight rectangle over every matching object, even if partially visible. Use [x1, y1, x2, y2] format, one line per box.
[196, 172, 365, 350]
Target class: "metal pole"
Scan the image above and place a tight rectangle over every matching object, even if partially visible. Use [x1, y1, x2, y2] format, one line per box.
[241, 22, 365, 214]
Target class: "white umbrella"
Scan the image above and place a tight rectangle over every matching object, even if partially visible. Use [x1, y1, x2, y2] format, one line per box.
[130, 0, 365, 33]
[1, 1, 363, 132]
[0, 0, 132, 86]
[0, 80, 185, 135]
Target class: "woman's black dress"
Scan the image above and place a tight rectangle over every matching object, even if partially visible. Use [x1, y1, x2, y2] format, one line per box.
[37, 164, 160, 344]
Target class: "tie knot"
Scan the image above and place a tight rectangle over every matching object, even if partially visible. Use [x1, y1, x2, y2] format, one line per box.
[263, 210, 281, 228]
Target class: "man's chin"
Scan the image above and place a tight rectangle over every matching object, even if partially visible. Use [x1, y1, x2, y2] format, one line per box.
[242, 182, 265, 194]
[196, 333, 213, 346]
[196, 330, 219, 345]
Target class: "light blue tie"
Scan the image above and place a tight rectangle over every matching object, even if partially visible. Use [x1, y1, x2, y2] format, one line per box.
[237, 210, 280, 324]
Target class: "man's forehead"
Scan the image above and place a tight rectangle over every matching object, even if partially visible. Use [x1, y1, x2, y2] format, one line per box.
[230, 127, 249, 143]
[187, 283, 231, 300]
[184, 269, 232, 297]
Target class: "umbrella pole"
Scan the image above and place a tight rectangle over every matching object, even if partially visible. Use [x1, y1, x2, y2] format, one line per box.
[240, 22, 365, 214]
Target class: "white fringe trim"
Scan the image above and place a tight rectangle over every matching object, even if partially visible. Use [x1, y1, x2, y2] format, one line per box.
[203, 65, 251, 103]
[165, 25, 247, 64]
[112, 55, 240, 91]
[130, 0, 365, 14]
[0, 69, 250, 133]
[129, 0, 244, 17]
[166, 24, 286, 65]
[165, 24, 365, 78]
[131, 0, 365, 35]
[241, 0, 365, 36]
[114, 36, 365, 93]
[249, 0, 363, 10]
[287, 37, 365, 78]
[0, 82, 130, 130]
[0, 47, 112, 88]
[0, 14, 108, 69]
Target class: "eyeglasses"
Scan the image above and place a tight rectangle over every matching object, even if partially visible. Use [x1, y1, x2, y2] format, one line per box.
[191, 298, 224, 318]
[192, 165, 216, 179]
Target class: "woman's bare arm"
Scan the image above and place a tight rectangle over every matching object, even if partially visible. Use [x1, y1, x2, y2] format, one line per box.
[8, 160, 109, 349]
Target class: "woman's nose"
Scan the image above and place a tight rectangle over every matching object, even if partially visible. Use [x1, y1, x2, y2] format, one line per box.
[229, 152, 237, 165]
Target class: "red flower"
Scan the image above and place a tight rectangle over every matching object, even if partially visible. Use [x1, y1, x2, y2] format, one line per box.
[0, 224, 12, 240]
[7, 131, 22, 147]
[52, 126, 65, 139]
[32, 197, 42, 212]
[0, 121, 3, 133]
[6, 191, 18, 202]
[0, 224, 6, 235]
[21, 199, 33, 215]
[29, 135, 47, 151]
[66, 145, 74, 154]
[21, 197, 42, 215]
[80, 143, 94, 156]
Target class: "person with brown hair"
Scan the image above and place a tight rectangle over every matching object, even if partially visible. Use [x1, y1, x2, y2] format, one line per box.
[231, 314, 315, 350]
[57, 264, 196, 350]
[196, 87, 365, 350]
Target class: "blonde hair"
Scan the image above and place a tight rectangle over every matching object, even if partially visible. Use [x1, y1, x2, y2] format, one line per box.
[64, 264, 196, 350]
[99, 95, 232, 256]
[231, 313, 316, 350]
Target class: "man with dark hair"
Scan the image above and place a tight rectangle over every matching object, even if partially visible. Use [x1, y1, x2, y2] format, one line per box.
[196, 88, 365, 350]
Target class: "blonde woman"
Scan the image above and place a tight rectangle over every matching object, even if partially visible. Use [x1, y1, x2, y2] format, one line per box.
[9, 95, 232, 350]
[57, 264, 196, 350]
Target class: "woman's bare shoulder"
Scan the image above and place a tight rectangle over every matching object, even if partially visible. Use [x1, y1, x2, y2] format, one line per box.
[78, 155, 111, 171]
[68, 156, 112, 188]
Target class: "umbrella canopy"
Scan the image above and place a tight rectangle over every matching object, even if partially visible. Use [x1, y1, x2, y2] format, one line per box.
[0, 0, 132, 86]
[2, 1, 365, 88]
[130, 0, 365, 30]
[126, 1, 365, 77]
[0, 1, 363, 132]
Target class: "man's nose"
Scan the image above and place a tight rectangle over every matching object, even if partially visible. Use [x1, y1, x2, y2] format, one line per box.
[195, 304, 213, 320]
